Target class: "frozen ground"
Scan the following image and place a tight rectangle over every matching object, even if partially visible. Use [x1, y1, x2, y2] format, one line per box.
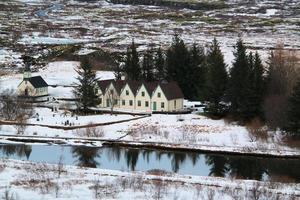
[0, 0, 299, 69]
[0, 112, 299, 157]
[0, 61, 115, 98]
[0, 159, 298, 200]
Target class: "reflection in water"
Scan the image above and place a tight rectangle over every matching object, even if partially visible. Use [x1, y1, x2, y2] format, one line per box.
[0, 144, 299, 182]
[125, 148, 139, 171]
[228, 157, 265, 180]
[0, 145, 32, 160]
[205, 155, 228, 177]
[71, 146, 100, 168]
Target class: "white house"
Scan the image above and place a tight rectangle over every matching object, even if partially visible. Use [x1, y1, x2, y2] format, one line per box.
[96, 79, 184, 112]
[17, 66, 48, 97]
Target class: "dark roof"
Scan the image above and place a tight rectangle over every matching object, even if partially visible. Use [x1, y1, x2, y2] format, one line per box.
[114, 80, 127, 94]
[144, 81, 159, 96]
[159, 81, 184, 100]
[127, 80, 142, 95]
[28, 76, 48, 88]
[97, 79, 113, 93]
[97, 79, 184, 100]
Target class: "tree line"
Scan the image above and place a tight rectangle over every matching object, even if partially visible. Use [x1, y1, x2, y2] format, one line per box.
[115, 36, 299, 137]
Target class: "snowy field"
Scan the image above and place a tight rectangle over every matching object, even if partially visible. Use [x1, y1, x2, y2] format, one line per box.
[0, 61, 115, 98]
[0, 159, 298, 200]
[0, 112, 299, 156]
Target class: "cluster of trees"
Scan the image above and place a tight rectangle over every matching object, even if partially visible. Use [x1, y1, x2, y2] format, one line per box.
[117, 36, 299, 136]
[0, 90, 33, 134]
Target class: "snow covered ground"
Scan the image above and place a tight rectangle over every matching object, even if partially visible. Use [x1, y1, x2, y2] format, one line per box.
[0, 61, 115, 98]
[0, 62, 299, 156]
[0, 159, 298, 200]
[0, 112, 299, 157]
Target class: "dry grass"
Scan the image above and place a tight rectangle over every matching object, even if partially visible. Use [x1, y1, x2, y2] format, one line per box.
[246, 118, 268, 142]
[74, 125, 104, 138]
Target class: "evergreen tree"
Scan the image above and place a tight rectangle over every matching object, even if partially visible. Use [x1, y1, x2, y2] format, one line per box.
[154, 47, 166, 81]
[141, 49, 155, 81]
[205, 38, 228, 116]
[123, 40, 141, 81]
[251, 52, 265, 119]
[166, 35, 192, 99]
[228, 38, 252, 121]
[189, 43, 206, 100]
[113, 63, 123, 80]
[284, 80, 300, 137]
[73, 59, 99, 112]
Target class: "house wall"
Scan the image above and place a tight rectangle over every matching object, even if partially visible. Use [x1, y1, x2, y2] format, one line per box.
[103, 83, 120, 108]
[18, 81, 48, 97]
[168, 98, 184, 112]
[151, 86, 169, 112]
[135, 84, 152, 112]
[35, 87, 48, 96]
[119, 84, 135, 110]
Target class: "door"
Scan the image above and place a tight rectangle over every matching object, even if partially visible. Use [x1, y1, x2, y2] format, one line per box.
[24, 88, 28, 96]
[153, 102, 157, 111]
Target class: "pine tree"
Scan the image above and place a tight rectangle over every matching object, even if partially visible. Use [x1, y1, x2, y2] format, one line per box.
[166, 35, 191, 99]
[284, 80, 300, 137]
[123, 40, 141, 81]
[228, 38, 252, 121]
[205, 38, 228, 116]
[251, 52, 265, 119]
[141, 49, 155, 81]
[113, 63, 123, 80]
[189, 43, 206, 100]
[154, 47, 166, 81]
[73, 59, 99, 112]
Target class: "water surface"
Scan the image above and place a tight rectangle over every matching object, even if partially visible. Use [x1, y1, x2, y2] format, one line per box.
[0, 144, 299, 182]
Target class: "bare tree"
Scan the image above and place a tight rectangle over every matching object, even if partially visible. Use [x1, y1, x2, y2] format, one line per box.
[57, 154, 65, 178]
[92, 179, 101, 199]
[106, 89, 118, 115]
[0, 90, 33, 121]
[74, 125, 104, 138]
[3, 187, 18, 200]
[264, 42, 300, 128]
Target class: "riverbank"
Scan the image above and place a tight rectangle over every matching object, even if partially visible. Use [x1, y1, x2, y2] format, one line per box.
[0, 111, 299, 158]
[0, 134, 299, 159]
[0, 159, 299, 200]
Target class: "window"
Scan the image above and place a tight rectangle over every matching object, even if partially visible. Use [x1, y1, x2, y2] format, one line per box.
[145, 101, 149, 107]
[141, 91, 145, 97]
[161, 102, 164, 108]
[158, 92, 161, 98]
[126, 90, 129, 95]
[122, 100, 125, 105]
[110, 89, 114, 95]
[95, 88, 98, 94]
[106, 99, 110, 107]
[174, 100, 176, 109]
[138, 100, 141, 107]
[114, 99, 118, 105]
[129, 100, 133, 106]
[99, 98, 102, 104]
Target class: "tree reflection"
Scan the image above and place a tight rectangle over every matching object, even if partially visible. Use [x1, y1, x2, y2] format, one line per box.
[72, 146, 100, 168]
[0, 144, 32, 159]
[168, 152, 187, 173]
[228, 157, 264, 180]
[107, 146, 122, 162]
[205, 154, 228, 177]
[125, 148, 139, 171]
